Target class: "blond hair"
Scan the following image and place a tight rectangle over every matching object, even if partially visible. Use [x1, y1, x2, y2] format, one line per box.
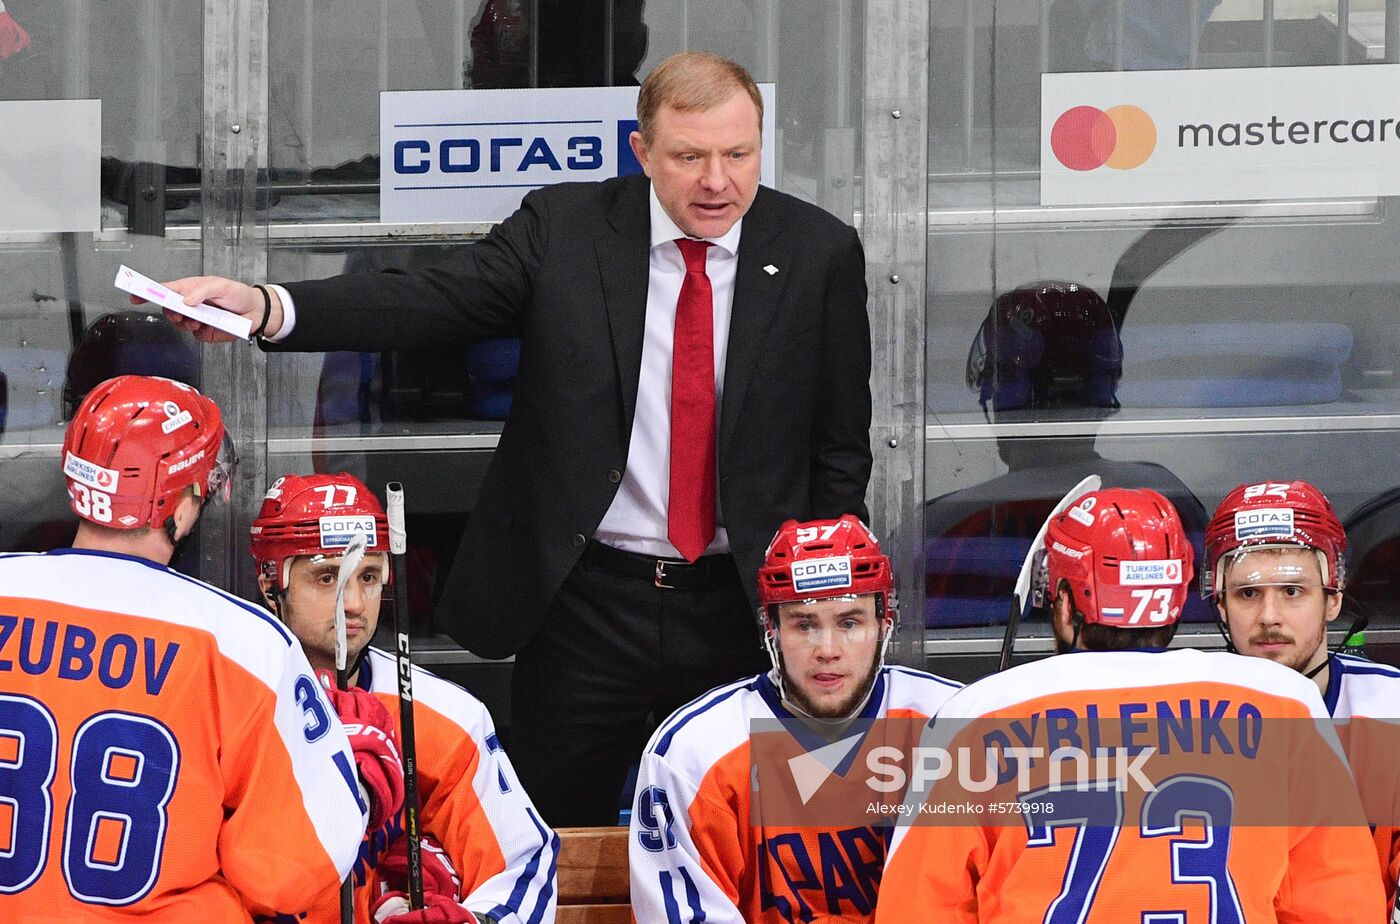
[636, 51, 762, 142]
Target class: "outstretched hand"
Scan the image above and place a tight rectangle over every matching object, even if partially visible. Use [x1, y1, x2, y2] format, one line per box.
[131, 275, 282, 343]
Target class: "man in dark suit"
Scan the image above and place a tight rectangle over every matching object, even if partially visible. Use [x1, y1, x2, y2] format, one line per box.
[157, 51, 872, 825]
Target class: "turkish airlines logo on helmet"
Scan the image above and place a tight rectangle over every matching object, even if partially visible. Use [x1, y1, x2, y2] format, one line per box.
[790, 555, 852, 594]
[1234, 507, 1295, 542]
[1119, 559, 1183, 586]
[64, 452, 119, 492]
[319, 516, 378, 549]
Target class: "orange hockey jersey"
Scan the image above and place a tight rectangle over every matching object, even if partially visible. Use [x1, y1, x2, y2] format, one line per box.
[269, 647, 559, 924]
[876, 648, 1385, 924]
[628, 666, 961, 924]
[0, 549, 366, 923]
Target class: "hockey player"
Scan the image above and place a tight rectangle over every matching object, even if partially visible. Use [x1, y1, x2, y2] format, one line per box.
[628, 514, 961, 923]
[876, 487, 1384, 923]
[0, 374, 386, 921]
[250, 472, 558, 924]
[1204, 479, 1400, 914]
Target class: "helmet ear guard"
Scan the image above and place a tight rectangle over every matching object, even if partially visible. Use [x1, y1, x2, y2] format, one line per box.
[1029, 548, 1051, 609]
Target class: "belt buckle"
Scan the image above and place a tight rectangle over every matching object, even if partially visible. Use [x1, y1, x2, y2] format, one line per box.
[654, 559, 677, 589]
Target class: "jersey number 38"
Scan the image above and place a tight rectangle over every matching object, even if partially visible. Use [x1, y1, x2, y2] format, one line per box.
[0, 694, 179, 906]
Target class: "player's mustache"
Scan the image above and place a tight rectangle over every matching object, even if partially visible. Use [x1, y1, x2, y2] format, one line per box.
[1251, 631, 1293, 645]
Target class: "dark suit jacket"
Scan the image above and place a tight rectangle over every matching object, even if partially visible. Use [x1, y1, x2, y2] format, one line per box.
[270, 174, 872, 658]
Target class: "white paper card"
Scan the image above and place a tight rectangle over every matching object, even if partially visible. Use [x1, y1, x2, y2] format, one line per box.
[113, 265, 254, 340]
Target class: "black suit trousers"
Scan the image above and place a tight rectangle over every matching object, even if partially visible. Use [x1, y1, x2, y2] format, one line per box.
[508, 549, 768, 826]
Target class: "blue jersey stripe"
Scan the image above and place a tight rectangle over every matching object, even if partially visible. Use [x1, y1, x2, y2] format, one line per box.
[654, 678, 760, 758]
[1336, 654, 1400, 677]
[490, 807, 557, 924]
[5, 548, 293, 646]
[886, 665, 962, 690]
[526, 828, 560, 924]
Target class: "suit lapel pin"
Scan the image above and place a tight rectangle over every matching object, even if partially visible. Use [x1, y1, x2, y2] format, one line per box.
[763, 264, 779, 276]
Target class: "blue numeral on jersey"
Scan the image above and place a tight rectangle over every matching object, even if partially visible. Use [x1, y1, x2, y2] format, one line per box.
[636, 786, 678, 852]
[63, 712, 179, 905]
[1140, 775, 1245, 924]
[1022, 784, 1125, 924]
[1023, 776, 1243, 924]
[294, 675, 331, 742]
[0, 695, 58, 893]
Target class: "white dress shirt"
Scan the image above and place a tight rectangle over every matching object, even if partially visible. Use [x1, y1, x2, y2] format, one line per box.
[268, 182, 739, 559]
[594, 184, 740, 558]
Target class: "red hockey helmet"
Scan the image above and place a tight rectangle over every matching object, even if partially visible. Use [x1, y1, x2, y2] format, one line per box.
[1041, 487, 1194, 628]
[758, 515, 893, 615]
[966, 281, 1122, 412]
[62, 374, 232, 530]
[249, 472, 390, 593]
[1202, 480, 1346, 599]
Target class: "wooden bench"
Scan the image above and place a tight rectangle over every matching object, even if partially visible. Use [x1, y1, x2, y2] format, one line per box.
[556, 826, 631, 924]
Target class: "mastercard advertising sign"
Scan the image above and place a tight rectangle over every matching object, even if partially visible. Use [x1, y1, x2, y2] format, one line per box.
[1042, 64, 1400, 206]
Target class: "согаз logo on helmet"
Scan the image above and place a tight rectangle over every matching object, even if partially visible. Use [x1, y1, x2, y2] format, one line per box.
[1051, 105, 1157, 171]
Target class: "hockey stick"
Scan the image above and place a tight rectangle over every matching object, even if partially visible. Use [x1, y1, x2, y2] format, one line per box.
[386, 482, 424, 910]
[333, 532, 370, 686]
[998, 475, 1103, 671]
[332, 531, 369, 924]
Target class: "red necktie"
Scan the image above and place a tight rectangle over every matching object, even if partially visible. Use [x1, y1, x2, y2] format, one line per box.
[669, 238, 716, 562]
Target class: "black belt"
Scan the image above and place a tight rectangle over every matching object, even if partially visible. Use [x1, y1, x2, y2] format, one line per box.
[581, 540, 734, 590]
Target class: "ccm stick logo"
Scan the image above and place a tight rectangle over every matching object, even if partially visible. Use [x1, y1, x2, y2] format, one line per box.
[1051, 104, 1157, 171]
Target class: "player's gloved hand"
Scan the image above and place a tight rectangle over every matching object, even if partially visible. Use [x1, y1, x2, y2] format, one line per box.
[371, 894, 483, 924]
[317, 671, 405, 830]
[373, 832, 462, 908]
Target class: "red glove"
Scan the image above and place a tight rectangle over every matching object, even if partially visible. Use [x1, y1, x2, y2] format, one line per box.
[375, 833, 462, 904]
[371, 893, 481, 924]
[0, 11, 29, 59]
[318, 671, 405, 831]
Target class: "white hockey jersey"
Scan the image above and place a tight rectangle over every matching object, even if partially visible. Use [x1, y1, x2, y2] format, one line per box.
[1325, 652, 1400, 914]
[628, 666, 961, 924]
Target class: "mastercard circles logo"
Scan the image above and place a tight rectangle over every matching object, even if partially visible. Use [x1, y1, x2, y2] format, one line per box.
[1051, 105, 1157, 171]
